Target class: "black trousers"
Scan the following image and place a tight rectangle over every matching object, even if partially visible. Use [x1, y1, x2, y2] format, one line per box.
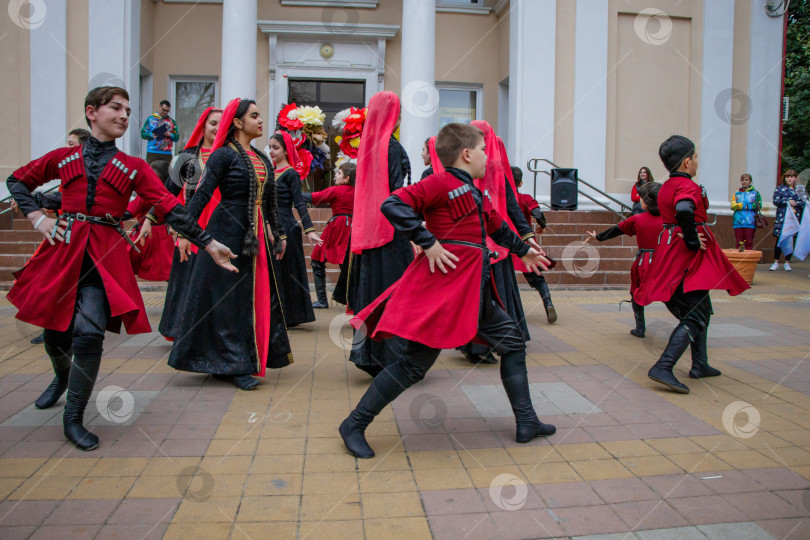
[663, 282, 711, 338]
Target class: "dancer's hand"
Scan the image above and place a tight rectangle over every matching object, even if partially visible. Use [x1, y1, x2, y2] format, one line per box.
[205, 240, 238, 272]
[584, 230, 597, 243]
[134, 219, 152, 246]
[275, 239, 287, 261]
[411, 241, 423, 256]
[177, 238, 193, 262]
[424, 242, 458, 274]
[307, 231, 323, 246]
[677, 231, 707, 250]
[521, 248, 551, 275]
[29, 211, 66, 245]
[527, 236, 544, 254]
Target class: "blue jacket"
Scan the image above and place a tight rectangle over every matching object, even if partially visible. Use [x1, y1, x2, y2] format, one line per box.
[731, 186, 761, 228]
[140, 113, 179, 154]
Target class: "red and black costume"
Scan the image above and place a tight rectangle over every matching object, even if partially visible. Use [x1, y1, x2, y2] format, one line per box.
[347, 91, 414, 376]
[419, 136, 444, 181]
[6, 135, 215, 450]
[125, 196, 174, 281]
[515, 189, 556, 322]
[302, 183, 354, 308]
[592, 210, 664, 338]
[339, 167, 556, 459]
[634, 173, 749, 392]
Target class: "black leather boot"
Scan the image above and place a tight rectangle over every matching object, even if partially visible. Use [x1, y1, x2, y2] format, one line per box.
[35, 341, 73, 409]
[468, 351, 498, 364]
[214, 374, 259, 390]
[630, 301, 645, 338]
[537, 279, 557, 324]
[63, 336, 102, 451]
[501, 372, 556, 443]
[688, 327, 721, 378]
[311, 260, 329, 309]
[647, 325, 692, 394]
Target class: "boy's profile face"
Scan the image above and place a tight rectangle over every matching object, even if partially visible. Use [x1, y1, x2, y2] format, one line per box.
[682, 152, 698, 177]
[468, 138, 487, 179]
[86, 96, 130, 141]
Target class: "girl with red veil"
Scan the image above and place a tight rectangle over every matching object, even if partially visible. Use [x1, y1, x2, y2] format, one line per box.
[419, 136, 444, 180]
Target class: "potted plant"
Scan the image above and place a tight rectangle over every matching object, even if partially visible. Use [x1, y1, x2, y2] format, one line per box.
[722, 242, 761, 285]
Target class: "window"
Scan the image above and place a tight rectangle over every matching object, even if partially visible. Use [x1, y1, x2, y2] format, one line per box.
[169, 77, 218, 151]
[437, 84, 483, 130]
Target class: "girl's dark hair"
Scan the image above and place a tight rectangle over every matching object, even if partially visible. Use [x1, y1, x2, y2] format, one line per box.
[226, 99, 262, 257]
[658, 135, 695, 174]
[338, 162, 356, 186]
[68, 128, 90, 145]
[781, 169, 797, 184]
[638, 181, 661, 216]
[637, 166, 654, 184]
[149, 160, 170, 183]
[510, 166, 523, 186]
[84, 86, 129, 127]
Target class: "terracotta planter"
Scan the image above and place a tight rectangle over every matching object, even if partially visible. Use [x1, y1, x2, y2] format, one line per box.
[722, 249, 762, 285]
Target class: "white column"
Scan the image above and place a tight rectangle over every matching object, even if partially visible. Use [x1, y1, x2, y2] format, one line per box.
[508, 0, 555, 198]
[745, 0, 784, 190]
[400, 0, 436, 175]
[88, 0, 141, 155]
[699, 0, 735, 209]
[221, 0, 258, 103]
[30, 2, 67, 158]
[572, 0, 608, 195]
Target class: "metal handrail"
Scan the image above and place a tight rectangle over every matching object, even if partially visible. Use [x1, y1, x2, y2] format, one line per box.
[0, 183, 61, 217]
[526, 158, 632, 219]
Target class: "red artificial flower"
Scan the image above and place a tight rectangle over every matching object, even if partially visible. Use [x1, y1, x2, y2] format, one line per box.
[278, 103, 303, 130]
[295, 148, 313, 179]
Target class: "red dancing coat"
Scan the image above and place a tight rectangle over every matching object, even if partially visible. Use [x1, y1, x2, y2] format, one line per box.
[350, 171, 516, 350]
[634, 176, 749, 305]
[126, 197, 174, 281]
[310, 184, 354, 264]
[517, 193, 540, 227]
[8, 147, 181, 334]
[616, 212, 663, 297]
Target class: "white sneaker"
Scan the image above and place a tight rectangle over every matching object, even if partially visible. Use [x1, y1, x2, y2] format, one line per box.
[784, 262, 792, 272]
[769, 262, 779, 271]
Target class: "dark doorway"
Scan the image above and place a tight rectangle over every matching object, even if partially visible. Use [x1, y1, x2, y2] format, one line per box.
[287, 79, 366, 193]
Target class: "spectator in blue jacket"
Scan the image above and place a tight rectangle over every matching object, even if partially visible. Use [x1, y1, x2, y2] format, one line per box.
[141, 100, 179, 164]
[771, 169, 806, 271]
[730, 173, 761, 251]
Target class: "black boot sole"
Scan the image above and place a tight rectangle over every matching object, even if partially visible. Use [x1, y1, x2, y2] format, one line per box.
[630, 329, 645, 338]
[648, 374, 690, 394]
[339, 419, 375, 459]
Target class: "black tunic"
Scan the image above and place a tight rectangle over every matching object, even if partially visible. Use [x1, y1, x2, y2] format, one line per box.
[347, 137, 414, 375]
[168, 145, 292, 375]
[275, 167, 316, 327]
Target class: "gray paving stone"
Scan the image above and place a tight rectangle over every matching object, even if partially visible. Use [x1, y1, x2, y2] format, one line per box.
[696, 522, 775, 540]
[574, 534, 639, 540]
[708, 323, 770, 338]
[635, 526, 705, 539]
[461, 382, 602, 418]
[1, 391, 161, 427]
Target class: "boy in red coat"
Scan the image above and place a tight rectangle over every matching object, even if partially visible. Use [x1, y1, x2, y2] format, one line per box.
[634, 136, 749, 394]
[6, 87, 236, 450]
[339, 123, 556, 459]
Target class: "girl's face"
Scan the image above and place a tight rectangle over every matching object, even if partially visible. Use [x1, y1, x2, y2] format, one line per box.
[639, 169, 648, 182]
[334, 168, 348, 185]
[234, 103, 263, 140]
[421, 143, 430, 166]
[66, 134, 81, 147]
[740, 176, 751, 189]
[203, 111, 222, 147]
[786, 174, 797, 187]
[268, 138, 287, 165]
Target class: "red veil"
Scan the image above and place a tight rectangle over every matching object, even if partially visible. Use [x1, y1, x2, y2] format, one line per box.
[352, 91, 401, 254]
[428, 136, 444, 174]
[274, 130, 310, 179]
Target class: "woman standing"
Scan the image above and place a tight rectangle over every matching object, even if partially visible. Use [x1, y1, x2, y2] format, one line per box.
[268, 131, 321, 326]
[348, 91, 414, 377]
[631, 167, 654, 215]
[168, 99, 293, 390]
[730, 173, 761, 251]
[771, 169, 806, 271]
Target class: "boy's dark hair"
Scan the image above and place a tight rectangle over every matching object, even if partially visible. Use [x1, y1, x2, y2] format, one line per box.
[435, 123, 484, 168]
[160, 100, 171, 108]
[68, 128, 90, 145]
[338, 162, 357, 186]
[658, 135, 695, 174]
[150, 160, 170, 183]
[638, 181, 661, 216]
[84, 86, 130, 127]
[511, 166, 523, 186]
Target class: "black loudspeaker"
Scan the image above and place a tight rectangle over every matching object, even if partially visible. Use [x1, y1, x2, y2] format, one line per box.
[550, 168, 578, 210]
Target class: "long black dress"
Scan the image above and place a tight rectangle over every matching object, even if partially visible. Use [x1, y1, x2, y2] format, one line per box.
[159, 146, 203, 339]
[275, 167, 316, 327]
[168, 145, 292, 375]
[347, 137, 414, 376]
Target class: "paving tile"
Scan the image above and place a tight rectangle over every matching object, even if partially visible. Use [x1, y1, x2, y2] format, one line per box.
[43, 499, 119, 525]
[696, 521, 778, 539]
[420, 488, 487, 515]
[95, 523, 169, 540]
[107, 498, 180, 524]
[490, 508, 566, 539]
[633, 526, 706, 539]
[724, 491, 806, 520]
[427, 512, 498, 540]
[641, 474, 714, 499]
[610, 500, 689, 531]
[589, 477, 658, 503]
[28, 524, 101, 539]
[667, 495, 749, 525]
[695, 469, 768, 494]
[536, 481, 603, 508]
[361, 491, 425, 519]
[0, 500, 59, 526]
[553, 504, 627, 537]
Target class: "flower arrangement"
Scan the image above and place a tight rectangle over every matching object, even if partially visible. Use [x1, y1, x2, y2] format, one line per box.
[333, 106, 367, 164]
[276, 103, 331, 177]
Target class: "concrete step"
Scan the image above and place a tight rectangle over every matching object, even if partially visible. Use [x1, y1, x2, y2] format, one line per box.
[544, 210, 623, 224]
[0, 254, 30, 268]
[0, 242, 41, 255]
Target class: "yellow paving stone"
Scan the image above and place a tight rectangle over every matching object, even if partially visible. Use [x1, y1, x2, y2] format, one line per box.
[263, 423, 307, 439]
[256, 437, 307, 455]
[86, 458, 149, 477]
[164, 522, 232, 540]
[413, 467, 473, 490]
[198, 455, 253, 476]
[174, 496, 241, 523]
[8, 475, 82, 500]
[556, 442, 612, 461]
[792, 465, 810, 481]
[406, 450, 464, 469]
[205, 438, 259, 456]
[468, 465, 527, 488]
[205, 474, 248, 497]
[519, 462, 581, 484]
[776, 430, 810, 446]
[619, 455, 684, 477]
[714, 450, 781, 469]
[505, 446, 566, 465]
[360, 492, 426, 519]
[364, 516, 433, 539]
[231, 522, 297, 540]
[298, 520, 364, 539]
[214, 424, 261, 439]
[244, 473, 303, 497]
[646, 437, 706, 455]
[130, 474, 190, 498]
[302, 472, 359, 495]
[358, 470, 417, 493]
[364, 435, 406, 455]
[0, 458, 47, 477]
[570, 459, 634, 481]
[304, 453, 359, 473]
[600, 440, 660, 459]
[306, 437, 347, 455]
[759, 446, 810, 467]
[236, 495, 300, 522]
[141, 457, 202, 477]
[250, 454, 305, 474]
[741, 431, 795, 450]
[458, 447, 515, 468]
[300, 493, 362, 521]
[68, 476, 137, 499]
[689, 435, 750, 452]
[0, 477, 25, 499]
[32, 458, 99, 478]
[666, 453, 734, 473]
[356, 450, 411, 472]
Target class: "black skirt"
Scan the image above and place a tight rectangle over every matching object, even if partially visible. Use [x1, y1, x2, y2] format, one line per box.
[278, 213, 316, 327]
[158, 247, 196, 339]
